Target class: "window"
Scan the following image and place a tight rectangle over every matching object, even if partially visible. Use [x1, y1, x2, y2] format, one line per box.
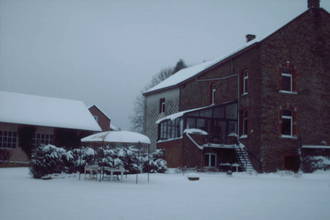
[204, 153, 217, 167]
[32, 133, 54, 147]
[0, 131, 17, 148]
[93, 115, 99, 122]
[281, 110, 293, 136]
[242, 72, 248, 95]
[159, 98, 165, 113]
[241, 111, 248, 136]
[280, 62, 296, 94]
[158, 119, 183, 140]
[211, 88, 216, 104]
[281, 72, 292, 92]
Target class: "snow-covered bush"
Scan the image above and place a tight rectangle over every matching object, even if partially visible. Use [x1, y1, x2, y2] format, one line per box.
[142, 149, 167, 173]
[303, 156, 330, 172]
[30, 144, 167, 178]
[65, 147, 96, 173]
[96, 146, 141, 174]
[30, 144, 67, 178]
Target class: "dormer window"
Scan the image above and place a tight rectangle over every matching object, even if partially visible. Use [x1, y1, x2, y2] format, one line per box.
[159, 98, 165, 113]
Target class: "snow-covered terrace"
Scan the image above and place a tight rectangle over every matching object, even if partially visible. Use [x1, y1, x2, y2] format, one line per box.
[0, 91, 101, 131]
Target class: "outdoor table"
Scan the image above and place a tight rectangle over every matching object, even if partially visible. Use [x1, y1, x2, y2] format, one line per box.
[84, 165, 101, 181]
[101, 167, 127, 181]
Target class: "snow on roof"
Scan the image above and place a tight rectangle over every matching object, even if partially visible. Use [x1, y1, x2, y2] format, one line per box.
[156, 105, 213, 124]
[145, 59, 220, 94]
[202, 143, 237, 149]
[302, 145, 330, 149]
[184, 128, 208, 136]
[144, 42, 258, 95]
[81, 130, 151, 144]
[0, 91, 101, 131]
[110, 123, 120, 131]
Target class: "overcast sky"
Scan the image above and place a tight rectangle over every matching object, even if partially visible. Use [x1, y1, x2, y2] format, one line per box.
[1, 0, 329, 130]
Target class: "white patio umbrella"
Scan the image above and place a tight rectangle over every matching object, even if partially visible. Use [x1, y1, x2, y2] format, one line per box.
[81, 130, 151, 183]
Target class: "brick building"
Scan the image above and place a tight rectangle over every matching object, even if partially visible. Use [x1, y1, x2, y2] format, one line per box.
[143, 0, 330, 172]
[88, 105, 119, 131]
[0, 91, 101, 163]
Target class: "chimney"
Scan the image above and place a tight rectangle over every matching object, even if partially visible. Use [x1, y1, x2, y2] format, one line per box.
[246, 34, 256, 42]
[308, 0, 320, 9]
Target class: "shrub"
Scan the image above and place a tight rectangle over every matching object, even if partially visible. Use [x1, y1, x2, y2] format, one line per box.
[65, 147, 96, 173]
[142, 149, 167, 173]
[30, 144, 167, 178]
[302, 156, 330, 173]
[30, 144, 66, 178]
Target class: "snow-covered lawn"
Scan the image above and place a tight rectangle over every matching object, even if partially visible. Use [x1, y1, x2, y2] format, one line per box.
[1, 168, 330, 220]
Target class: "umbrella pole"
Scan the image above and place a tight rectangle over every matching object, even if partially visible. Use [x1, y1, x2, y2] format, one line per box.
[147, 144, 150, 184]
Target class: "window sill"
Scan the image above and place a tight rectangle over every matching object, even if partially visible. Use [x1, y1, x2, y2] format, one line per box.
[279, 90, 298, 95]
[240, 135, 248, 139]
[280, 135, 298, 139]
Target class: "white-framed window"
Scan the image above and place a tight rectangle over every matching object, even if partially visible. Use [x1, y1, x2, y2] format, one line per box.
[211, 88, 217, 104]
[281, 72, 293, 92]
[159, 98, 165, 113]
[242, 72, 248, 95]
[32, 133, 54, 147]
[0, 130, 17, 148]
[204, 153, 217, 167]
[281, 110, 293, 136]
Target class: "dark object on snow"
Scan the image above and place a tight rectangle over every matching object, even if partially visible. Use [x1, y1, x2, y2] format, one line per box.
[246, 34, 256, 42]
[188, 176, 200, 181]
[226, 170, 233, 176]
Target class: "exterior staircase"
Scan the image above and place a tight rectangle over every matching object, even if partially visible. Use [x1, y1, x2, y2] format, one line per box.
[234, 145, 255, 173]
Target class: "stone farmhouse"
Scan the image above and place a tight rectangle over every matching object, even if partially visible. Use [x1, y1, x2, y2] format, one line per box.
[0, 91, 101, 163]
[143, 0, 330, 172]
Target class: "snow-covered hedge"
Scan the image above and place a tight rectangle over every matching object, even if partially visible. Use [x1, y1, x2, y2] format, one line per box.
[30, 145, 67, 178]
[302, 156, 330, 173]
[142, 149, 167, 173]
[30, 144, 167, 178]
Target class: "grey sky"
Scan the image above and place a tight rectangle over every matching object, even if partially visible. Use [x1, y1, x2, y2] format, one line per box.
[1, 0, 329, 129]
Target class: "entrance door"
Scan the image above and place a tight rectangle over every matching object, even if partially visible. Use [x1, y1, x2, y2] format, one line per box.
[204, 153, 217, 167]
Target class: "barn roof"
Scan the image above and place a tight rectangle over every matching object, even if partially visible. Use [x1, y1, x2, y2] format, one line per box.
[0, 91, 101, 131]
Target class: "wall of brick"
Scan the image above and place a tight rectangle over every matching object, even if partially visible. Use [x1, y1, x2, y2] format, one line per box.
[88, 105, 110, 131]
[179, 45, 263, 171]
[157, 138, 184, 168]
[259, 8, 330, 172]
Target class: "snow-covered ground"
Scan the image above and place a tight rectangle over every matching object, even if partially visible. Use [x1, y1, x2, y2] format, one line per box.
[1, 168, 330, 220]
